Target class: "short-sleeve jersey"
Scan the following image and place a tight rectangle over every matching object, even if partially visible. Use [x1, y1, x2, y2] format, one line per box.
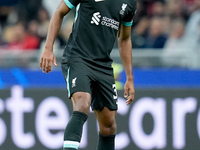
[62, 0, 137, 67]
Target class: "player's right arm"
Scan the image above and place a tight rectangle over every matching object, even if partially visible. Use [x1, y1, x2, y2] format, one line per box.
[40, 0, 71, 73]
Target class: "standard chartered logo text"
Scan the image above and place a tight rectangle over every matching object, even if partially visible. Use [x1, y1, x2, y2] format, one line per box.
[101, 17, 119, 30]
[91, 12, 119, 30]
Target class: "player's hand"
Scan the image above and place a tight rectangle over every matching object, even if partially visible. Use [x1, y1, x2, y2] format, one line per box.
[124, 78, 135, 105]
[40, 49, 57, 73]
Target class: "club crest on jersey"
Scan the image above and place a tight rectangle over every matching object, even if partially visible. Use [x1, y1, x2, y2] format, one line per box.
[120, 3, 127, 15]
[72, 77, 77, 88]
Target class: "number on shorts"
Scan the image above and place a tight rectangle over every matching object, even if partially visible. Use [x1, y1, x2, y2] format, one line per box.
[112, 84, 118, 100]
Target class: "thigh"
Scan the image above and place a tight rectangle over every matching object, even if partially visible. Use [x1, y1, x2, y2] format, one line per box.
[62, 61, 92, 99]
[91, 71, 118, 111]
[94, 107, 117, 134]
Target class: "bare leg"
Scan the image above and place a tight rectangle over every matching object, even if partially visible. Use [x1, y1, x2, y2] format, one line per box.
[94, 107, 117, 150]
[71, 92, 91, 115]
[63, 92, 91, 150]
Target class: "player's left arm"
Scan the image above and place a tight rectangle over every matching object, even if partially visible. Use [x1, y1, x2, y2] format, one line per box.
[118, 24, 135, 105]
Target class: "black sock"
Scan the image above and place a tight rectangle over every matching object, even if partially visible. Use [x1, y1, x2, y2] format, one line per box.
[63, 111, 88, 150]
[97, 133, 116, 150]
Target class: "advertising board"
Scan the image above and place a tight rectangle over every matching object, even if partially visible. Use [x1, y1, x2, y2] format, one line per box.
[0, 86, 199, 150]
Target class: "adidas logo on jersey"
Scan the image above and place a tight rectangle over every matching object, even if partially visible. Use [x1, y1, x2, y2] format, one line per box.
[91, 12, 101, 25]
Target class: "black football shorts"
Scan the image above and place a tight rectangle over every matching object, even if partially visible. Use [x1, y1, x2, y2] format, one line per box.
[61, 60, 118, 111]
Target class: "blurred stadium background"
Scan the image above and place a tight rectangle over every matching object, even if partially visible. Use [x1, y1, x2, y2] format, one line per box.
[0, 0, 200, 150]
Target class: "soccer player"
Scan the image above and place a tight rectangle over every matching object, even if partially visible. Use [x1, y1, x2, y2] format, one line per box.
[40, 0, 137, 149]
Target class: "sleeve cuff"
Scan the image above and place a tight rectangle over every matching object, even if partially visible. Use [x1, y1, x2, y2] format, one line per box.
[122, 21, 133, 26]
[64, 0, 75, 9]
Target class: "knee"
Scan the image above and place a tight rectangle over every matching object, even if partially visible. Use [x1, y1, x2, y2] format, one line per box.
[72, 92, 91, 115]
[76, 102, 90, 115]
[99, 121, 117, 135]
